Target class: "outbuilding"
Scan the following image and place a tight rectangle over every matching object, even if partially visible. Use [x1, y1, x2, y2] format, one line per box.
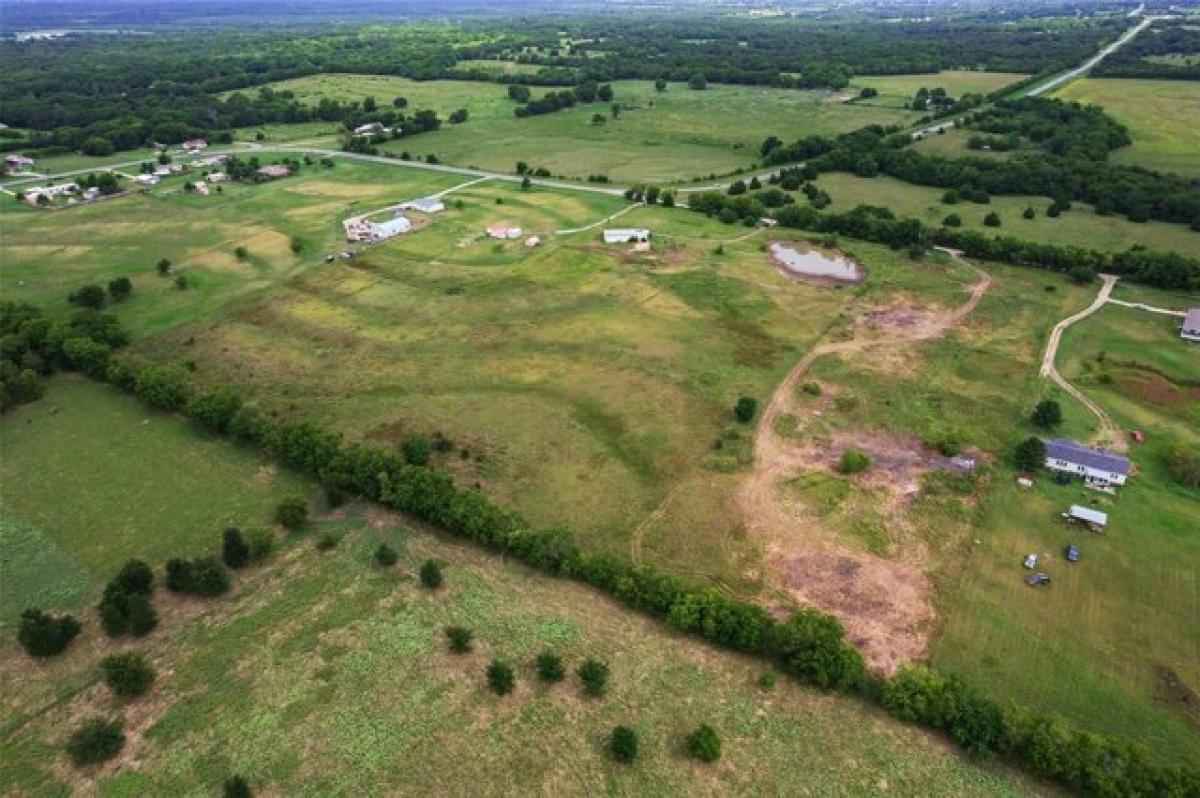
[1064, 505, 1107, 530]
[400, 197, 445, 214]
[1182, 309, 1200, 342]
[487, 223, 522, 239]
[603, 228, 651, 244]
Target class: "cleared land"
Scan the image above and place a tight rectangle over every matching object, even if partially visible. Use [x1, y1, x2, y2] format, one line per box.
[0, 383, 1038, 796]
[850, 70, 1028, 108]
[811, 171, 1200, 254]
[228, 75, 918, 182]
[1054, 78, 1200, 177]
[0, 377, 315, 631]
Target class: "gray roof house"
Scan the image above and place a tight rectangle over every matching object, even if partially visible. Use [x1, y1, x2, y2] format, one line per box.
[1182, 308, 1200, 342]
[1042, 438, 1131, 487]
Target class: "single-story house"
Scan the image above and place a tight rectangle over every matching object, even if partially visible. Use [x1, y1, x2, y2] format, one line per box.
[206, 171, 226, 183]
[135, 174, 160, 186]
[400, 197, 445, 214]
[525, 236, 541, 248]
[486, 224, 522, 239]
[353, 123, 386, 136]
[603, 228, 651, 244]
[256, 165, 291, 180]
[1065, 505, 1107, 529]
[5, 154, 34, 170]
[194, 181, 210, 196]
[154, 166, 171, 177]
[83, 187, 101, 200]
[192, 155, 227, 168]
[1042, 438, 1130, 488]
[1182, 309, 1200, 342]
[182, 138, 208, 151]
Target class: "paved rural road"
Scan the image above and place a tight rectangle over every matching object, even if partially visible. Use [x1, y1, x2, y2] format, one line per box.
[1039, 274, 1126, 452]
[911, 15, 1159, 139]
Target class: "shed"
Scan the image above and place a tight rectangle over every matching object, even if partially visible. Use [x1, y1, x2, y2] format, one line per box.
[400, 197, 445, 214]
[1066, 505, 1107, 528]
[1182, 309, 1200, 342]
[603, 228, 651, 244]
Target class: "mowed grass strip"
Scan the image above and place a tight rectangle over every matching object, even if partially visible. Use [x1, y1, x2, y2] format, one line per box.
[0, 377, 316, 629]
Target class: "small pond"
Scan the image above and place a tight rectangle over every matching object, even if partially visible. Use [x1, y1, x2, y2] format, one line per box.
[768, 241, 863, 283]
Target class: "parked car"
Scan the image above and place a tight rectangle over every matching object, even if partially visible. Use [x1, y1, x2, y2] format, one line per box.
[1065, 544, 1079, 563]
[1023, 553, 1038, 569]
[1026, 572, 1051, 587]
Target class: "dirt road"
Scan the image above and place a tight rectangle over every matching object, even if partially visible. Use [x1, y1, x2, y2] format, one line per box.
[740, 249, 991, 674]
[1039, 274, 1126, 452]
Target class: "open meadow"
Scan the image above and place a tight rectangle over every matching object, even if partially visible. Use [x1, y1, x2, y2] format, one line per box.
[850, 70, 1028, 108]
[1054, 78, 1200, 177]
[227, 75, 918, 182]
[0, 385, 1040, 795]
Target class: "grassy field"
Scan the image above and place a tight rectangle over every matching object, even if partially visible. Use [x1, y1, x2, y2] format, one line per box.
[811, 171, 1200, 254]
[850, 70, 1028, 108]
[794, 262, 1200, 764]
[0, 377, 316, 632]
[0, 384, 1039, 795]
[227, 75, 918, 182]
[1054, 78, 1200, 177]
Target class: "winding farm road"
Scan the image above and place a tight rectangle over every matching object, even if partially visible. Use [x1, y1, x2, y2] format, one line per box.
[1039, 274, 1126, 452]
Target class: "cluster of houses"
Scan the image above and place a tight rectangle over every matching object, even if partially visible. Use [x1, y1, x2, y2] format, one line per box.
[342, 196, 445, 244]
[21, 181, 79, 205]
[182, 138, 208, 155]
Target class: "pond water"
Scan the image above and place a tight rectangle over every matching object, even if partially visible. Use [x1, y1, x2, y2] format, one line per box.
[768, 241, 863, 283]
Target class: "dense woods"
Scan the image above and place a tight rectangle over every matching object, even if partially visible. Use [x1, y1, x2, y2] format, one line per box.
[1093, 21, 1200, 80]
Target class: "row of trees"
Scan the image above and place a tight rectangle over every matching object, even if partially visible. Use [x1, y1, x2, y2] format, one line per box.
[512, 81, 614, 118]
[57, 349, 1197, 794]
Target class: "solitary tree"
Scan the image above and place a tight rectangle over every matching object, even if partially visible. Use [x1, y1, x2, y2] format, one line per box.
[1015, 436, 1047, 472]
[983, 211, 1002, 227]
[156, 258, 172, 275]
[535, 651, 565, 682]
[608, 726, 639, 763]
[445, 626, 473, 653]
[223, 776, 253, 798]
[66, 718, 125, 767]
[734, 396, 757, 424]
[100, 652, 156, 698]
[487, 659, 515, 695]
[685, 724, 722, 763]
[275, 497, 308, 530]
[688, 73, 708, 90]
[108, 277, 133, 301]
[577, 658, 610, 697]
[17, 609, 81, 658]
[375, 543, 398, 567]
[1031, 399, 1063, 429]
[222, 528, 250, 568]
[654, 78, 667, 91]
[420, 559, 443, 589]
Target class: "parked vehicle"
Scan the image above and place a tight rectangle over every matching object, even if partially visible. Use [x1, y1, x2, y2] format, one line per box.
[1023, 553, 1038, 569]
[1026, 572, 1051, 587]
[1065, 544, 1079, 563]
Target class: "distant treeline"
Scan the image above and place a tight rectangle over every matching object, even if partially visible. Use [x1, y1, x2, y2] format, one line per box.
[1093, 22, 1200, 80]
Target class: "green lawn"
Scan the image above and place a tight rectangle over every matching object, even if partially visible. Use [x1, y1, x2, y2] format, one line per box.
[228, 75, 918, 182]
[0, 377, 316, 631]
[811, 171, 1200, 254]
[850, 70, 1028, 109]
[1054, 78, 1200, 177]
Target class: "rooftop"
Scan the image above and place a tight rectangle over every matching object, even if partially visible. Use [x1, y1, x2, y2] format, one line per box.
[1068, 505, 1108, 526]
[1184, 308, 1200, 331]
[1043, 438, 1130, 475]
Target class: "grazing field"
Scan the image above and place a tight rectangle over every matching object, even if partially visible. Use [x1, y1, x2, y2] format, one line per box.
[0, 377, 315, 631]
[229, 75, 918, 182]
[850, 70, 1028, 108]
[811, 171, 1200, 254]
[1054, 78, 1200, 177]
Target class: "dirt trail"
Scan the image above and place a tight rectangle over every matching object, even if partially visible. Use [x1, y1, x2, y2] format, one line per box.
[740, 248, 991, 674]
[1039, 274, 1126, 453]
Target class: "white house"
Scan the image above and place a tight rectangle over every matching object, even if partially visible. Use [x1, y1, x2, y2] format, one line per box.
[135, 174, 160, 186]
[487, 223, 522, 239]
[182, 138, 208, 152]
[194, 181, 210, 196]
[353, 122, 386, 136]
[1181, 309, 1200, 342]
[603, 228, 651, 244]
[83, 187, 101, 200]
[1042, 438, 1130, 488]
[5, 154, 35, 170]
[206, 171, 226, 183]
[399, 197, 445, 214]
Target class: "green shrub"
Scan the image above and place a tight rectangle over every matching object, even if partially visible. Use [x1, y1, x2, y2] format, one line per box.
[100, 652, 155, 698]
[838, 448, 870, 474]
[111, 559, 154, 595]
[758, 671, 776, 691]
[98, 587, 157, 638]
[325, 486, 346, 509]
[608, 725, 639, 763]
[1163, 441, 1200, 488]
[165, 556, 230, 597]
[445, 626, 473, 653]
[66, 718, 124, 766]
[374, 543, 398, 567]
[800, 381, 821, 396]
[223, 775, 253, 798]
[222, 528, 249, 568]
[535, 651, 565, 682]
[401, 434, 431, 466]
[767, 609, 864, 691]
[315, 532, 338, 551]
[487, 659, 515, 695]
[133, 364, 189, 410]
[577, 658, 610, 697]
[17, 609, 81, 657]
[733, 395, 757, 423]
[685, 724, 721, 763]
[245, 528, 276, 562]
[419, 559, 443, 589]
[275, 496, 308, 530]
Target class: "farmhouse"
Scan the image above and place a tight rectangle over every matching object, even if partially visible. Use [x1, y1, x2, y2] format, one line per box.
[192, 155, 227, 168]
[83, 187, 101, 200]
[5, 154, 34, 170]
[399, 197, 445, 214]
[256, 164, 291, 180]
[194, 181, 210, 196]
[603, 228, 651, 244]
[182, 138, 208, 152]
[487, 223, 523, 239]
[135, 174, 160, 186]
[1181, 309, 1200, 342]
[207, 171, 226, 183]
[353, 122, 387, 136]
[1042, 438, 1131, 488]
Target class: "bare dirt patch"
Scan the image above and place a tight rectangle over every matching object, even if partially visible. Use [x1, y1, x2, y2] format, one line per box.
[858, 300, 953, 339]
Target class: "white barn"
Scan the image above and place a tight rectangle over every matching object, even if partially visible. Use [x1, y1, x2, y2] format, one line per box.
[603, 228, 651, 244]
[1042, 438, 1131, 488]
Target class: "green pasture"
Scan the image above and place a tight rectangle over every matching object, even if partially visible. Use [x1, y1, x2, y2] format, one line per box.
[1054, 78, 1200, 177]
[850, 70, 1028, 108]
[810, 171, 1200, 254]
[0, 377, 316, 631]
[228, 75, 918, 182]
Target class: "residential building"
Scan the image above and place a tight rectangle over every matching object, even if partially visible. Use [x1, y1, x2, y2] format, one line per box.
[5, 154, 35, 170]
[206, 172, 226, 183]
[603, 228, 651, 244]
[486, 224, 523, 239]
[1182, 309, 1200, 342]
[135, 174, 160, 186]
[182, 138, 208, 152]
[256, 165, 291, 180]
[353, 122, 386, 136]
[1042, 438, 1130, 488]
